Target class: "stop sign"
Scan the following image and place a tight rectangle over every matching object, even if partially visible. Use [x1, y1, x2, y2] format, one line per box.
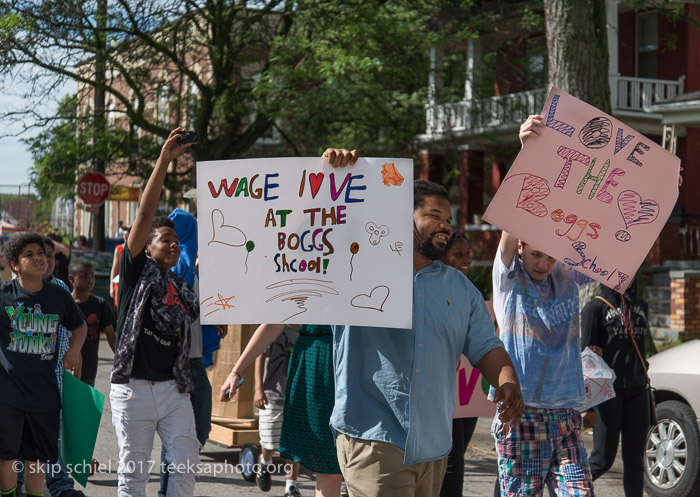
[77, 173, 111, 206]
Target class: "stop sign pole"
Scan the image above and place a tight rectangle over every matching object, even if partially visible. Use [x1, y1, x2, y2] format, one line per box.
[77, 172, 111, 248]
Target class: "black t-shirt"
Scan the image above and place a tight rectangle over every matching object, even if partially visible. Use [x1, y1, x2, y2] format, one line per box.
[116, 246, 178, 381]
[53, 252, 71, 288]
[78, 294, 115, 384]
[0, 279, 84, 412]
[581, 292, 649, 390]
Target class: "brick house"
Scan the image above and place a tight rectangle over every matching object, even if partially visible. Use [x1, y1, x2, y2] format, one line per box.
[415, 1, 700, 268]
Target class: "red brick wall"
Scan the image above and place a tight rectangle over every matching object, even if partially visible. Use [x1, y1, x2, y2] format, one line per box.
[670, 271, 700, 341]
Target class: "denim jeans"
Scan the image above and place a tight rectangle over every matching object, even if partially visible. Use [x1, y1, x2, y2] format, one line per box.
[111, 378, 199, 497]
[46, 447, 76, 496]
[158, 358, 212, 497]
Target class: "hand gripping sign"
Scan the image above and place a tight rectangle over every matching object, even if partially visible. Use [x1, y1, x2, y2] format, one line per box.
[483, 88, 680, 292]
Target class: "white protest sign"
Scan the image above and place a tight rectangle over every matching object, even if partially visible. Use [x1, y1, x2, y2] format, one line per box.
[196, 158, 413, 327]
[483, 88, 680, 292]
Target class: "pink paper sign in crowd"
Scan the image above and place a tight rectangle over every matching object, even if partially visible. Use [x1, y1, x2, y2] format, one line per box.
[484, 88, 680, 293]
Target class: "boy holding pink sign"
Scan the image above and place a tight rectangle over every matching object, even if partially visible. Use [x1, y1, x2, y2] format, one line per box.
[492, 115, 596, 497]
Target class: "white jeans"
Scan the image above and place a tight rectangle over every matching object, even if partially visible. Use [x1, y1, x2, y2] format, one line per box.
[110, 379, 200, 497]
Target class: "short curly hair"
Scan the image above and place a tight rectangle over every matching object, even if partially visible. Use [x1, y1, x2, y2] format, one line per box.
[4, 232, 46, 274]
[145, 216, 176, 246]
[414, 179, 448, 210]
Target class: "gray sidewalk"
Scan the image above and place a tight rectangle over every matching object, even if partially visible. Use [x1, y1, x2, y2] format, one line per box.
[81, 338, 633, 496]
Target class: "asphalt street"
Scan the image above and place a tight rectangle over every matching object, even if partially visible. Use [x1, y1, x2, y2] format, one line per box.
[75, 338, 634, 496]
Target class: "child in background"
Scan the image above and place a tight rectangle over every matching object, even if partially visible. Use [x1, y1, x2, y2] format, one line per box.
[0, 232, 86, 497]
[69, 260, 116, 386]
[254, 325, 301, 496]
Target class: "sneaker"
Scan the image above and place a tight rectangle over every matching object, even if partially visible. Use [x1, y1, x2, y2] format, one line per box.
[255, 462, 272, 492]
[57, 491, 86, 497]
[284, 486, 302, 497]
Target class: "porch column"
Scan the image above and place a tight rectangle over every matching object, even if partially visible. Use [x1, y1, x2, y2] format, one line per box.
[419, 149, 445, 183]
[607, 0, 620, 107]
[464, 39, 482, 129]
[427, 47, 442, 135]
[458, 146, 485, 230]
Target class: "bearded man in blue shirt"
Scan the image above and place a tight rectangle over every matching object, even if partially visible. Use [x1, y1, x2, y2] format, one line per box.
[328, 150, 523, 497]
[221, 150, 524, 497]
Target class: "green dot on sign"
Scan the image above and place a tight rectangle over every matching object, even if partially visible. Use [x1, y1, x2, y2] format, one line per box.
[246, 241, 255, 252]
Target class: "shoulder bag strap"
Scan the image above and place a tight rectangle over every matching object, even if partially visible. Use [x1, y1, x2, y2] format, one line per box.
[593, 295, 649, 377]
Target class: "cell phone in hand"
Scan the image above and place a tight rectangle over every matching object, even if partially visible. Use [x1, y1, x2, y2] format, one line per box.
[225, 375, 246, 398]
[177, 131, 198, 145]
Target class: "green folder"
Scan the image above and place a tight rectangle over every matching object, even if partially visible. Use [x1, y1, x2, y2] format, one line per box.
[61, 371, 106, 487]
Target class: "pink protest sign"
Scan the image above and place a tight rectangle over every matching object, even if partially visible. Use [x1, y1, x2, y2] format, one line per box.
[453, 300, 498, 418]
[454, 355, 496, 418]
[483, 88, 680, 292]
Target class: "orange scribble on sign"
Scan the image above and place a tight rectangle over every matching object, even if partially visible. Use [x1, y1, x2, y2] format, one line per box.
[381, 163, 404, 187]
[201, 293, 235, 317]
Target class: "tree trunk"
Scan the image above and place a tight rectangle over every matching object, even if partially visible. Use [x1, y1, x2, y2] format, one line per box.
[543, 0, 611, 113]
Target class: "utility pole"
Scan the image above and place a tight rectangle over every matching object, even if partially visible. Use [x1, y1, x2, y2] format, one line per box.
[93, 0, 107, 251]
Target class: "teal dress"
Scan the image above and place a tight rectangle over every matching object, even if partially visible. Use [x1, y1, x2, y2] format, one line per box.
[278, 324, 340, 474]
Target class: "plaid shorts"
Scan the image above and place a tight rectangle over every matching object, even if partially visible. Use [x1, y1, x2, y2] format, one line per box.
[492, 407, 594, 497]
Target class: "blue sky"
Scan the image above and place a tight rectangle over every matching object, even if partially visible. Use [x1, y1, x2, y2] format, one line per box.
[0, 135, 33, 185]
[1, 86, 70, 189]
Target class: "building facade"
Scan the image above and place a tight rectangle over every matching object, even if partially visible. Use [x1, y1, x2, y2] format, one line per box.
[416, 0, 700, 265]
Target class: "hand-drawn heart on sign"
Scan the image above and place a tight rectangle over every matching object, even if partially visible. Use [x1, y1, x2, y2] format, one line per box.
[351, 285, 390, 312]
[617, 190, 660, 229]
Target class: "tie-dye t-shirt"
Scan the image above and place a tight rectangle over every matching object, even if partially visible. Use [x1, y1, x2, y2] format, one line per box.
[492, 251, 593, 409]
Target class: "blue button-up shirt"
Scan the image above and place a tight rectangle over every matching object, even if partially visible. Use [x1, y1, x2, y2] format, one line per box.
[331, 261, 503, 464]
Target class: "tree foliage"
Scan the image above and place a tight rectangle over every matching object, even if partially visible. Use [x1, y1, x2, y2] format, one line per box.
[0, 1, 496, 196]
[259, 0, 484, 157]
[0, 0, 293, 181]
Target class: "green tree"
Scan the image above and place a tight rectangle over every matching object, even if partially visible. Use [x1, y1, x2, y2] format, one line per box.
[1, 1, 487, 187]
[259, 1, 445, 157]
[0, 0, 294, 169]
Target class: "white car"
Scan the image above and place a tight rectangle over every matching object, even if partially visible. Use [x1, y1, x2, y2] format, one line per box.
[645, 339, 700, 497]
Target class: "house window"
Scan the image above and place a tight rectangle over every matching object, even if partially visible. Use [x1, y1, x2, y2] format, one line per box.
[525, 37, 547, 90]
[637, 13, 658, 79]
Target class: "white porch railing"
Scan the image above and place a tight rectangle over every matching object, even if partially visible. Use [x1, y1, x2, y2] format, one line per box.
[426, 88, 547, 135]
[611, 75, 685, 113]
[425, 75, 686, 136]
